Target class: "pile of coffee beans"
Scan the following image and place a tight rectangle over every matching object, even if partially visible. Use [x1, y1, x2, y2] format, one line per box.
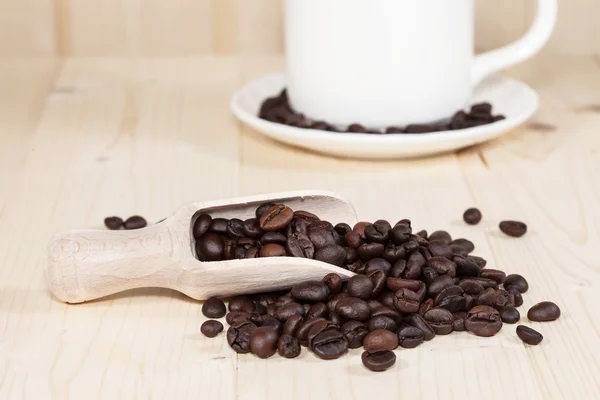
[258, 89, 506, 134]
[195, 202, 560, 371]
[104, 215, 147, 230]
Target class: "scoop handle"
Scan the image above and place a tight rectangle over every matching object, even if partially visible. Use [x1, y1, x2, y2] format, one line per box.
[45, 225, 186, 303]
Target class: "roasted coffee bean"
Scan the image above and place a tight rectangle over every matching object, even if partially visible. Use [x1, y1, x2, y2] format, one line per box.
[390, 223, 412, 244]
[367, 269, 386, 298]
[124, 215, 147, 230]
[193, 214, 213, 238]
[374, 219, 392, 231]
[419, 246, 432, 262]
[345, 231, 363, 248]
[261, 317, 283, 335]
[311, 329, 348, 360]
[329, 312, 345, 326]
[347, 275, 374, 300]
[363, 329, 398, 352]
[254, 292, 279, 308]
[394, 288, 421, 313]
[402, 240, 420, 254]
[294, 210, 319, 223]
[226, 311, 251, 325]
[435, 287, 466, 313]
[348, 123, 366, 133]
[327, 293, 349, 314]
[412, 234, 429, 246]
[283, 314, 304, 336]
[495, 289, 513, 307]
[250, 326, 279, 358]
[229, 295, 255, 313]
[467, 255, 487, 269]
[463, 294, 474, 311]
[459, 279, 485, 295]
[428, 240, 454, 259]
[286, 217, 309, 237]
[259, 243, 286, 257]
[434, 285, 464, 304]
[286, 233, 315, 258]
[260, 204, 294, 231]
[196, 232, 224, 261]
[475, 288, 497, 307]
[255, 202, 275, 219]
[367, 316, 397, 332]
[364, 258, 392, 275]
[274, 295, 294, 309]
[307, 302, 329, 319]
[371, 307, 403, 325]
[227, 321, 257, 353]
[450, 238, 475, 255]
[471, 102, 492, 114]
[409, 314, 436, 341]
[504, 274, 529, 293]
[452, 312, 467, 332]
[335, 297, 371, 321]
[307, 221, 339, 249]
[225, 218, 244, 239]
[278, 334, 301, 358]
[321, 274, 342, 295]
[499, 220, 527, 237]
[428, 230, 452, 244]
[357, 242, 385, 259]
[382, 245, 406, 263]
[201, 320, 224, 338]
[353, 222, 370, 239]
[361, 350, 396, 372]
[241, 218, 261, 238]
[528, 301, 560, 322]
[266, 304, 278, 316]
[497, 306, 520, 324]
[469, 277, 498, 289]
[209, 218, 228, 234]
[260, 232, 287, 245]
[419, 298, 435, 316]
[104, 216, 124, 230]
[315, 244, 346, 266]
[389, 260, 406, 278]
[397, 325, 424, 348]
[334, 223, 352, 236]
[302, 303, 312, 316]
[341, 320, 369, 348]
[465, 305, 502, 337]
[422, 267, 439, 285]
[275, 302, 306, 322]
[415, 230, 428, 239]
[364, 223, 389, 243]
[415, 282, 427, 303]
[367, 300, 385, 312]
[405, 252, 426, 279]
[424, 308, 453, 335]
[463, 208, 482, 225]
[428, 275, 455, 297]
[386, 277, 421, 292]
[202, 297, 227, 318]
[428, 256, 457, 277]
[345, 247, 358, 263]
[516, 325, 543, 345]
[507, 286, 524, 307]
[307, 321, 340, 348]
[291, 281, 329, 303]
[481, 269, 506, 284]
[296, 317, 326, 346]
[453, 255, 481, 277]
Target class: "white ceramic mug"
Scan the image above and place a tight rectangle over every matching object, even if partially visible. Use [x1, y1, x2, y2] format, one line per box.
[285, 0, 557, 128]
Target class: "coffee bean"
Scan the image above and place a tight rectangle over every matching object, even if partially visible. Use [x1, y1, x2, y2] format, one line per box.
[335, 297, 371, 321]
[450, 238, 475, 255]
[286, 233, 315, 258]
[366, 269, 386, 298]
[341, 320, 369, 348]
[202, 297, 226, 318]
[371, 307, 403, 325]
[386, 277, 421, 292]
[423, 308, 453, 335]
[327, 293, 349, 314]
[434, 285, 466, 313]
[227, 321, 257, 353]
[193, 214, 213, 238]
[296, 317, 326, 346]
[347, 275, 374, 300]
[428, 275, 455, 297]
[286, 217, 309, 237]
[104, 216, 124, 230]
[428, 256, 457, 277]
[361, 350, 396, 372]
[353, 222, 370, 239]
[498, 306, 520, 324]
[226, 311, 251, 325]
[528, 301, 560, 322]
[367, 316, 397, 332]
[274, 295, 294, 309]
[480, 269, 506, 284]
[124, 215, 147, 230]
[475, 288, 497, 307]
[255, 202, 275, 219]
[367, 300, 385, 312]
[364, 258, 392, 275]
[409, 314, 436, 341]
[428, 230, 452, 244]
[405, 124, 433, 133]
[278, 334, 301, 358]
[364, 223, 389, 243]
[228, 295, 255, 313]
[428, 240, 454, 259]
[418, 298, 435, 316]
[307, 302, 329, 320]
[507, 286, 524, 307]
[405, 252, 426, 279]
[332, 223, 351, 236]
[322, 273, 343, 294]
[390, 223, 412, 244]
[453, 255, 481, 277]
[415, 230, 428, 239]
[397, 325, 424, 348]
[259, 204, 293, 232]
[363, 329, 398, 352]
[329, 312, 345, 326]
[386, 126, 405, 134]
[344, 247, 358, 263]
[275, 302, 305, 322]
[291, 281, 329, 303]
[495, 289, 513, 307]
[467, 255, 487, 269]
[459, 279, 485, 295]
[261, 317, 283, 335]
[225, 218, 244, 239]
[308, 221, 339, 249]
[389, 260, 406, 278]
[283, 314, 304, 336]
[315, 244, 346, 266]
[394, 288, 421, 313]
[209, 218, 228, 234]
[463, 208, 482, 225]
[504, 274, 529, 293]
[196, 232, 224, 261]
[516, 325, 543, 345]
[250, 326, 279, 358]
[259, 243, 286, 257]
[421, 267, 438, 285]
[260, 232, 286, 245]
[345, 231, 363, 248]
[499, 220, 527, 237]
[311, 329, 348, 360]
[294, 210, 320, 223]
[382, 245, 406, 263]
[469, 277, 498, 289]
[471, 102, 492, 114]
[452, 312, 467, 331]
[465, 305, 502, 337]
[201, 320, 224, 338]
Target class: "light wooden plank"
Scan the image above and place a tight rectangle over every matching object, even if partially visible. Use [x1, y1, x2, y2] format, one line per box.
[0, 0, 56, 56]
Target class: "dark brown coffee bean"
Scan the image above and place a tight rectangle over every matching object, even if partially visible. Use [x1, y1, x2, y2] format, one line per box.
[209, 218, 228, 234]
[311, 329, 348, 360]
[367, 316, 397, 332]
[345, 231, 362, 248]
[453, 255, 481, 277]
[347, 123, 366, 133]
[278, 334, 301, 358]
[403, 240, 419, 254]
[504, 274, 529, 293]
[390, 222, 412, 244]
[389, 260, 406, 278]
[123, 215, 147, 230]
[286, 217, 309, 237]
[307, 221, 339, 249]
[428, 230, 452, 244]
[382, 245, 406, 263]
[415, 230, 428, 239]
[193, 214, 212, 238]
[434, 285, 464, 304]
[255, 202, 275, 219]
[428, 275, 455, 297]
[507, 286, 524, 307]
[315, 244, 346, 266]
[423, 308, 453, 335]
[259, 204, 294, 232]
[335, 297, 371, 321]
[364, 223, 389, 243]
[327, 293, 349, 314]
[363, 329, 398, 352]
[366, 269, 386, 298]
[471, 102, 492, 114]
[201, 320, 224, 338]
[377, 290, 397, 309]
[225, 218, 244, 239]
[498, 306, 520, 324]
[397, 325, 424, 348]
[450, 239, 475, 256]
[226, 311, 250, 325]
[341, 320, 368, 348]
[333, 222, 352, 236]
[261, 317, 283, 335]
[329, 312, 345, 326]
[467, 255, 487, 269]
[480, 269, 506, 284]
[405, 252, 426, 279]
[386, 277, 421, 292]
[418, 298, 435, 316]
[495, 289, 514, 307]
[275, 302, 305, 322]
[223, 238, 237, 260]
[250, 326, 279, 358]
[346, 275, 374, 300]
[428, 240, 453, 259]
[293, 210, 319, 223]
[465, 305, 502, 337]
[528, 301, 560, 322]
[459, 279, 486, 296]
[364, 258, 392, 275]
[196, 232, 224, 261]
[386, 126, 405, 134]
[352, 221, 370, 238]
[202, 297, 226, 318]
[422, 267, 438, 285]
[405, 124, 433, 133]
[435, 287, 466, 313]
[320, 273, 341, 295]
[307, 302, 329, 319]
[357, 242, 385, 259]
[283, 314, 304, 336]
[452, 312, 467, 331]
[499, 220, 527, 237]
[240, 218, 261, 238]
[291, 281, 329, 303]
[227, 321, 257, 353]
[394, 288, 421, 313]
[104, 216, 124, 230]
[409, 314, 436, 341]
[428, 256, 457, 277]
[463, 294, 474, 311]
[260, 232, 286, 245]
[469, 277, 498, 289]
[475, 288, 497, 307]
[296, 317, 326, 346]
[516, 325, 543, 345]
[367, 299, 384, 312]
[463, 208, 482, 225]
[344, 247, 358, 263]
[274, 295, 294, 309]
[259, 243, 286, 257]
[228, 295, 255, 313]
[361, 350, 396, 372]
[286, 233, 314, 258]
[371, 307, 403, 325]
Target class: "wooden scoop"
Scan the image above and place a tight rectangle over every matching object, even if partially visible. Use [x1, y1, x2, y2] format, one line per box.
[46, 190, 357, 303]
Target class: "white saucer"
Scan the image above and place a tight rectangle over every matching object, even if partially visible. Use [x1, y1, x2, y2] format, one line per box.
[230, 73, 539, 159]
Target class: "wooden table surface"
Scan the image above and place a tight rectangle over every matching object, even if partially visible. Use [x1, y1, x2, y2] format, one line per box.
[1, 55, 599, 400]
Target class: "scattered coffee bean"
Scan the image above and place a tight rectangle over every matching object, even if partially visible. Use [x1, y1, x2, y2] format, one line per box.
[201, 320, 224, 338]
[104, 216, 123, 230]
[278, 334, 301, 358]
[504, 274, 529, 293]
[202, 297, 227, 318]
[124, 215, 147, 230]
[528, 301, 561, 322]
[498, 306, 520, 324]
[499, 220, 528, 237]
[516, 325, 543, 345]
[463, 208, 482, 225]
[361, 350, 396, 372]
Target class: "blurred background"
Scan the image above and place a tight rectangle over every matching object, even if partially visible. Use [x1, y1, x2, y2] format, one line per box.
[0, 0, 597, 58]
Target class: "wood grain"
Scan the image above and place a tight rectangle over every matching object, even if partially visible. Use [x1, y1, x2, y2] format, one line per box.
[0, 55, 599, 399]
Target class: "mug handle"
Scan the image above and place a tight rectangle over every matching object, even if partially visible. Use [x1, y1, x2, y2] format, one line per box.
[472, 0, 558, 86]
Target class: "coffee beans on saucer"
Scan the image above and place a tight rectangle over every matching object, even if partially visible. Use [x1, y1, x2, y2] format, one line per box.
[258, 89, 505, 134]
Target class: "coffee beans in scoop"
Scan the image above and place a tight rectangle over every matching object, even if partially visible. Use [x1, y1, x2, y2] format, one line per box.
[259, 89, 505, 134]
[193, 202, 562, 372]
